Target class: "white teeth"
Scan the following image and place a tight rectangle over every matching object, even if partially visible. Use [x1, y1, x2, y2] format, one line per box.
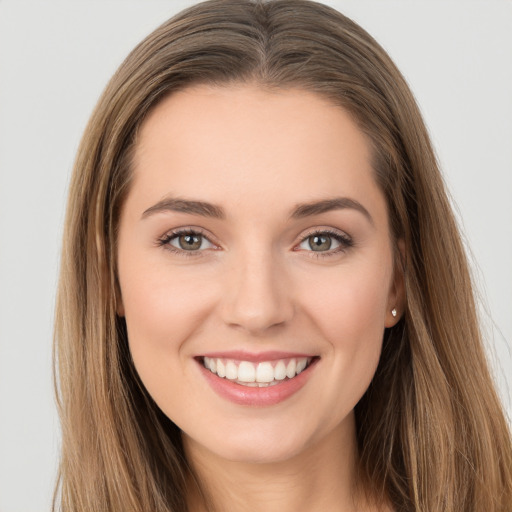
[256, 362, 274, 383]
[225, 360, 238, 380]
[286, 359, 296, 379]
[238, 361, 256, 382]
[216, 359, 226, 378]
[203, 357, 215, 372]
[237, 381, 281, 388]
[202, 356, 313, 384]
[296, 358, 307, 373]
[274, 360, 287, 380]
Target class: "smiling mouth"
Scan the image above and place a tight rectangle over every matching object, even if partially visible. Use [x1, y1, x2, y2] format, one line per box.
[199, 356, 318, 387]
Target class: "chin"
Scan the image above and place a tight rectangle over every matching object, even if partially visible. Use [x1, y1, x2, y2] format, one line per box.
[184, 418, 323, 466]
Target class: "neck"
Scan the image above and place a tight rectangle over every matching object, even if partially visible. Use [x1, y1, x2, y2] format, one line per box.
[183, 413, 376, 512]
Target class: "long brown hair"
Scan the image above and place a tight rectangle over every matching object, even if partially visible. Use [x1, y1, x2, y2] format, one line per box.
[53, 1, 512, 510]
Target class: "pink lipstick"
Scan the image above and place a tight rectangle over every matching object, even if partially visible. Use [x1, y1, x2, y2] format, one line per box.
[196, 352, 319, 406]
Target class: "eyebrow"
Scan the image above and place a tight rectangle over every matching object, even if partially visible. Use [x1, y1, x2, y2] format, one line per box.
[142, 197, 225, 219]
[141, 196, 373, 224]
[290, 197, 373, 225]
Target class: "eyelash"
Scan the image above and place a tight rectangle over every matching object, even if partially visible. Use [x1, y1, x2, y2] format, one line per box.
[156, 227, 353, 258]
[156, 227, 216, 258]
[298, 229, 353, 258]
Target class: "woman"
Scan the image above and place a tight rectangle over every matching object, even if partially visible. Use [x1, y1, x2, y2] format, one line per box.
[53, 1, 512, 510]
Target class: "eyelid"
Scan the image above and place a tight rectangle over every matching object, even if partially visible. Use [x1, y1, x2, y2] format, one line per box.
[169, 232, 215, 251]
[157, 226, 220, 256]
[156, 225, 353, 258]
[294, 227, 353, 256]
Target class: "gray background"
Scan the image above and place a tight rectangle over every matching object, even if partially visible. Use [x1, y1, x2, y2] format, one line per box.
[1, 1, 511, 511]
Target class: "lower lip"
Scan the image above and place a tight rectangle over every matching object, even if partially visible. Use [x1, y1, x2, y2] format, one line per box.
[197, 358, 319, 406]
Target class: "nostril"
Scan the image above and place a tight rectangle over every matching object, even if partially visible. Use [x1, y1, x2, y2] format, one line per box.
[222, 299, 294, 334]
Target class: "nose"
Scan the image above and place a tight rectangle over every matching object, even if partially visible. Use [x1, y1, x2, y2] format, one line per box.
[220, 248, 294, 334]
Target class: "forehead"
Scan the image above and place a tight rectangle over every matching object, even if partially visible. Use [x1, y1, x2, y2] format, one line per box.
[129, 83, 384, 222]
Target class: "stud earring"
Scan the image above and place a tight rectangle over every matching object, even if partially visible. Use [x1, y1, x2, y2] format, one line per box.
[391, 308, 397, 317]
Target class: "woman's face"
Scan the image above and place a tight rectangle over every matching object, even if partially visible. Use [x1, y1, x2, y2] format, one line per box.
[117, 84, 402, 464]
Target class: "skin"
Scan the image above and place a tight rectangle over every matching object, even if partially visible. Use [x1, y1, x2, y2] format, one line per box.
[117, 84, 403, 512]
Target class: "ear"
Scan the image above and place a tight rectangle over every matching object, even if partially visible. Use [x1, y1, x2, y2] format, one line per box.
[385, 238, 405, 328]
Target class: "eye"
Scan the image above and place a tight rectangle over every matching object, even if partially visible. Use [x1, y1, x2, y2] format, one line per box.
[301, 234, 337, 252]
[297, 230, 352, 256]
[170, 232, 211, 251]
[158, 229, 217, 254]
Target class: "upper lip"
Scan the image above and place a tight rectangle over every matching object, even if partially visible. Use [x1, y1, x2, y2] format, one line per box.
[197, 350, 318, 362]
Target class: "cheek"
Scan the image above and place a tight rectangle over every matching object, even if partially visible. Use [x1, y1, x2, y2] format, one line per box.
[298, 259, 391, 345]
[118, 254, 218, 374]
[297, 256, 392, 392]
[291, 262, 390, 428]
[119, 261, 222, 423]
